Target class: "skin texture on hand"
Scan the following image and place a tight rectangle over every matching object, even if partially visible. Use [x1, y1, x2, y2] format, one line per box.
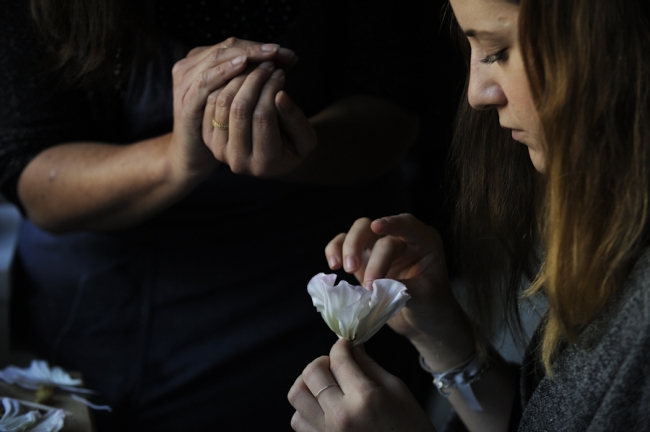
[288, 338, 436, 432]
[324, 214, 476, 371]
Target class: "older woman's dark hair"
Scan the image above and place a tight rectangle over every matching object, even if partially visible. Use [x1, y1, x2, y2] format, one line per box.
[29, 0, 145, 85]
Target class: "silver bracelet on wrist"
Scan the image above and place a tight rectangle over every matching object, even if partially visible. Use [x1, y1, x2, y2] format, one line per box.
[419, 352, 489, 412]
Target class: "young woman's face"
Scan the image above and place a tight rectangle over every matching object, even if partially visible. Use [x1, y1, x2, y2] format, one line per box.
[451, 0, 545, 172]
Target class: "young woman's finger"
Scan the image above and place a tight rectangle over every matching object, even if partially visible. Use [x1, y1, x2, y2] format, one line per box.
[326, 339, 377, 401]
[290, 411, 319, 432]
[325, 233, 348, 270]
[370, 213, 437, 247]
[287, 375, 324, 430]
[361, 235, 407, 288]
[341, 218, 382, 274]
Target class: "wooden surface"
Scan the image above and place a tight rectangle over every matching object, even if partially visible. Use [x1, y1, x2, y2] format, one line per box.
[0, 380, 96, 432]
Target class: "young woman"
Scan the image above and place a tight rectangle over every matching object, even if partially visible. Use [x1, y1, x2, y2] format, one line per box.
[288, 0, 650, 430]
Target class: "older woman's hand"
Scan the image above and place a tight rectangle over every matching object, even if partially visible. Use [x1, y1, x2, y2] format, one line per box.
[168, 37, 297, 181]
[288, 338, 436, 432]
[201, 59, 317, 178]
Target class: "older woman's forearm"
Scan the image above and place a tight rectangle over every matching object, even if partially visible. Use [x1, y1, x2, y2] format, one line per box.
[17, 134, 215, 233]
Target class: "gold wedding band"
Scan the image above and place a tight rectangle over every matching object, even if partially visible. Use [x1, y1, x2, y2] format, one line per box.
[212, 119, 229, 130]
[314, 383, 339, 398]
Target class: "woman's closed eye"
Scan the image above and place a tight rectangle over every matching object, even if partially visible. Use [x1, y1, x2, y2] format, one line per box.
[481, 48, 509, 64]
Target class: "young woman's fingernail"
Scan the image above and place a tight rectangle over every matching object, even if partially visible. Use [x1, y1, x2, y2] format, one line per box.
[259, 61, 274, 70]
[328, 256, 339, 269]
[345, 256, 357, 271]
[231, 55, 246, 65]
[261, 43, 280, 52]
[271, 69, 284, 79]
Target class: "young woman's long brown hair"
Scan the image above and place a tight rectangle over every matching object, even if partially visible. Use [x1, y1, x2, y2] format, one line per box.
[521, 0, 650, 370]
[453, 0, 650, 372]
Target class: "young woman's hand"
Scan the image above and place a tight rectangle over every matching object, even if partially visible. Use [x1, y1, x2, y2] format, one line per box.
[288, 338, 436, 432]
[325, 214, 476, 370]
[201, 61, 317, 178]
[168, 37, 298, 181]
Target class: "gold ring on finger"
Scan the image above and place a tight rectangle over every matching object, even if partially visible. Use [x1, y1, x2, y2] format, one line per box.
[212, 119, 229, 130]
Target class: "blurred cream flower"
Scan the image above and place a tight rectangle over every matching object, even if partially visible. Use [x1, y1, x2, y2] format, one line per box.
[307, 273, 410, 346]
[0, 398, 65, 432]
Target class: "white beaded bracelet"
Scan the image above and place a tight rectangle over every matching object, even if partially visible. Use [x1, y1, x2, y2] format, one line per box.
[419, 353, 489, 412]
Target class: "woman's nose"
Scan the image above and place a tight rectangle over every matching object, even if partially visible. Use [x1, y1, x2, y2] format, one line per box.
[467, 62, 507, 110]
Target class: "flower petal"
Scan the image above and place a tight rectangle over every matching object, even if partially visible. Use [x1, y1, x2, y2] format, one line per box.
[353, 279, 411, 346]
[307, 274, 410, 345]
[307, 273, 372, 339]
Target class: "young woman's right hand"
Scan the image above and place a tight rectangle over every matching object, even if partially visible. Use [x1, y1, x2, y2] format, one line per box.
[168, 37, 297, 182]
[325, 214, 476, 371]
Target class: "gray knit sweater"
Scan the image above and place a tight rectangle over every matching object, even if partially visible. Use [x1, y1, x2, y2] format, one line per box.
[517, 249, 650, 431]
[445, 250, 650, 431]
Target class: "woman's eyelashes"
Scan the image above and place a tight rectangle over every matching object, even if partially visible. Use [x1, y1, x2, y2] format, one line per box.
[480, 48, 509, 64]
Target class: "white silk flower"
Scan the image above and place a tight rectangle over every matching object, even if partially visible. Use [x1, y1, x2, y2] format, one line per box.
[307, 273, 411, 346]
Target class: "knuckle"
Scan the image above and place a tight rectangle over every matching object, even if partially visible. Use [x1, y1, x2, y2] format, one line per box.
[242, 44, 256, 57]
[208, 48, 226, 63]
[290, 412, 302, 431]
[385, 375, 406, 392]
[212, 145, 226, 162]
[214, 62, 231, 77]
[250, 156, 271, 177]
[216, 90, 236, 108]
[229, 160, 245, 175]
[187, 46, 206, 57]
[328, 356, 347, 377]
[207, 90, 220, 104]
[286, 386, 299, 405]
[252, 108, 274, 129]
[171, 59, 185, 76]
[301, 357, 325, 382]
[223, 37, 238, 47]
[230, 100, 250, 120]
[195, 70, 211, 89]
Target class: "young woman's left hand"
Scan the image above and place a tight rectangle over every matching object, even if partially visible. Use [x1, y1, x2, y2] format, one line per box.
[288, 338, 436, 432]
